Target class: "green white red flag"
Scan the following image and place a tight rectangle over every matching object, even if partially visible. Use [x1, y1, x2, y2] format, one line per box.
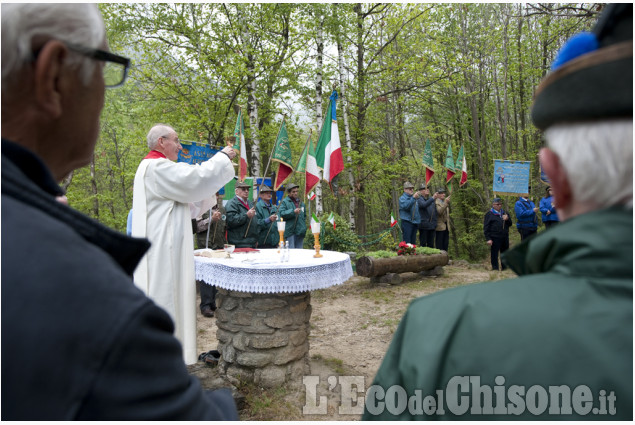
[233, 108, 248, 182]
[390, 213, 398, 228]
[328, 212, 336, 229]
[456, 145, 468, 187]
[315, 90, 344, 191]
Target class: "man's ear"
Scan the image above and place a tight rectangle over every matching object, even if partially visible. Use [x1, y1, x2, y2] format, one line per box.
[539, 147, 572, 212]
[33, 41, 68, 119]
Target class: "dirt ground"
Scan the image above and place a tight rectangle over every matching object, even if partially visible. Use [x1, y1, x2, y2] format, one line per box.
[192, 261, 517, 420]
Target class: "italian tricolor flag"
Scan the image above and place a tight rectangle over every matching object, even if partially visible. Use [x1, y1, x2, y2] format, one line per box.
[315, 90, 344, 189]
[456, 145, 468, 187]
[390, 213, 398, 228]
[233, 108, 248, 182]
[297, 132, 320, 197]
[328, 212, 336, 229]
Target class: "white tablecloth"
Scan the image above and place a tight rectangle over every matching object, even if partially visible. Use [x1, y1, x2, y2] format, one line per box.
[194, 248, 353, 294]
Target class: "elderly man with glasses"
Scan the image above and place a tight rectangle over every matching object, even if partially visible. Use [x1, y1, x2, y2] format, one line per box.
[225, 181, 260, 248]
[1, 4, 238, 420]
[132, 124, 236, 366]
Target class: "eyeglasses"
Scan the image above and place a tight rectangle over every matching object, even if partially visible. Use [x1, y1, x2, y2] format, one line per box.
[65, 43, 130, 88]
[161, 135, 180, 144]
[33, 42, 130, 88]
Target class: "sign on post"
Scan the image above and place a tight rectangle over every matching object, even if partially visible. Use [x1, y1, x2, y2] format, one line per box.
[492, 160, 531, 195]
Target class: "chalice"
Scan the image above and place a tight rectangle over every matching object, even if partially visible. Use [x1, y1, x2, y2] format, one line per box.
[223, 244, 235, 259]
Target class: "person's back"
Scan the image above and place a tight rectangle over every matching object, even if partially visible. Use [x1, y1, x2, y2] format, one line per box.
[364, 206, 632, 419]
[364, 4, 632, 420]
[1, 4, 238, 419]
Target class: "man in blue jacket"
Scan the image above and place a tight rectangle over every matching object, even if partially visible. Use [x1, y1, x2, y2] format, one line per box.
[1, 4, 238, 420]
[398, 181, 420, 244]
[514, 194, 539, 240]
[540, 186, 559, 228]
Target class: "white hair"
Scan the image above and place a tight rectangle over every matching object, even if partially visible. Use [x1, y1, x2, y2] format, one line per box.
[146, 124, 175, 150]
[1, 3, 105, 93]
[544, 119, 633, 209]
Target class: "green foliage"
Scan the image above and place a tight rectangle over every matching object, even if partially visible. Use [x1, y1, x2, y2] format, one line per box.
[61, 4, 597, 259]
[364, 250, 397, 259]
[415, 246, 441, 255]
[304, 213, 360, 252]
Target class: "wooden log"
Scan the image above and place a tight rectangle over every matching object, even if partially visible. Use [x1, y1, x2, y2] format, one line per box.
[356, 252, 449, 277]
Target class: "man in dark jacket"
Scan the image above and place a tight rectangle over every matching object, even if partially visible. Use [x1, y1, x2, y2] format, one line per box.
[225, 181, 259, 248]
[364, 4, 632, 420]
[1, 4, 238, 420]
[194, 192, 226, 317]
[483, 197, 512, 270]
[279, 183, 307, 248]
[255, 185, 279, 248]
[416, 184, 437, 248]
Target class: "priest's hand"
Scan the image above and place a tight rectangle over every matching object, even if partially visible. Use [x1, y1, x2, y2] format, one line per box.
[221, 145, 236, 160]
[487, 240, 493, 246]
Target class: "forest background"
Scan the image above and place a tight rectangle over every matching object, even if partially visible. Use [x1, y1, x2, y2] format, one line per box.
[66, 3, 599, 262]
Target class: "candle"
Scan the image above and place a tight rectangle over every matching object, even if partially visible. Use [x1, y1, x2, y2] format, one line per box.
[311, 222, 320, 234]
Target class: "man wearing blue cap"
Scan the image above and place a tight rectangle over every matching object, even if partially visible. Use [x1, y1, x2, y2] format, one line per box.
[364, 4, 632, 420]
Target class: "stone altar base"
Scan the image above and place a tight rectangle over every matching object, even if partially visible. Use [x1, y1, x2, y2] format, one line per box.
[215, 288, 312, 388]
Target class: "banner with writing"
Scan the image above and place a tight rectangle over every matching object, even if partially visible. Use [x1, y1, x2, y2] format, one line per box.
[177, 141, 218, 165]
[492, 160, 531, 195]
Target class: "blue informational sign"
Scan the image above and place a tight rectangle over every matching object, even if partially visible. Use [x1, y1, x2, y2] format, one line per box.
[492, 160, 531, 195]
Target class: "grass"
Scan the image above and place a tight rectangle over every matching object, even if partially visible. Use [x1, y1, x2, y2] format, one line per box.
[238, 379, 302, 421]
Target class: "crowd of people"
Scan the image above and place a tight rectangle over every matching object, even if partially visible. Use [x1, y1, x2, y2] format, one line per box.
[2, 2, 630, 421]
[399, 179, 561, 270]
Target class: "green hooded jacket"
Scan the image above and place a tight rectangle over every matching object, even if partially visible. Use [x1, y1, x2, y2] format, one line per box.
[278, 196, 306, 239]
[225, 196, 259, 248]
[255, 198, 279, 248]
[363, 207, 632, 420]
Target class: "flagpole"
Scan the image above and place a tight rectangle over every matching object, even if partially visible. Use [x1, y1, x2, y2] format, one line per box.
[261, 115, 287, 190]
[297, 129, 313, 200]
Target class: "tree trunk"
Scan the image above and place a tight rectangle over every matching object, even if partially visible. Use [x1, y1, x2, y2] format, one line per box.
[242, 18, 261, 178]
[356, 252, 449, 277]
[314, 20, 324, 216]
[89, 155, 99, 218]
[337, 39, 356, 231]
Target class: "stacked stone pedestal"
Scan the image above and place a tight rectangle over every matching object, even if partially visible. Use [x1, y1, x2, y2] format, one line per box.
[215, 288, 311, 388]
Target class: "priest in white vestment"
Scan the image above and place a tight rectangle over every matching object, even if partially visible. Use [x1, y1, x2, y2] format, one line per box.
[132, 124, 235, 364]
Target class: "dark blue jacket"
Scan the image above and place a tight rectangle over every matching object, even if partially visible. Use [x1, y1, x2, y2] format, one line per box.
[514, 197, 538, 230]
[417, 196, 437, 230]
[540, 196, 559, 223]
[1, 139, 238, 420]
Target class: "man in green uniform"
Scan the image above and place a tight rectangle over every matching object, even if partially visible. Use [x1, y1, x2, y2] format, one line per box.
[279, 183, 306, 249]
[225, 181, 259, 248]
[364, 4, 632, 420]
[255, 185, 279, 248]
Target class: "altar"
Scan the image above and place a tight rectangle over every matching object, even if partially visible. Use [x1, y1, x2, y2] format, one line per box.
[194, 248, 353, 388]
